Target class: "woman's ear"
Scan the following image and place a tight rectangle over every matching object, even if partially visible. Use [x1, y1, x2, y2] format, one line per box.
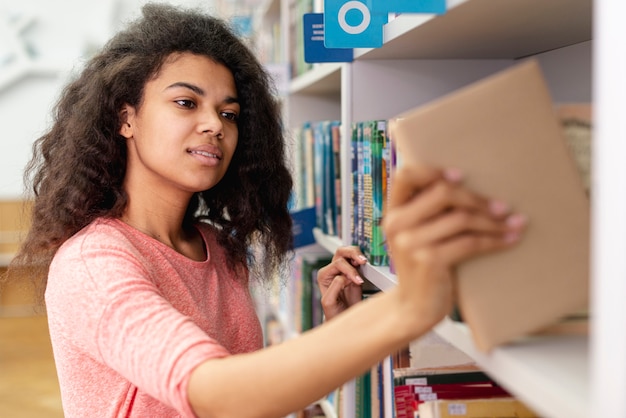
[119, 105, 135, 139]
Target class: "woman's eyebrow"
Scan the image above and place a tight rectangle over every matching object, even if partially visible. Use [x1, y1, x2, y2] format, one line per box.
[165, 82, 205, 96]
[165, 82, 239, 104]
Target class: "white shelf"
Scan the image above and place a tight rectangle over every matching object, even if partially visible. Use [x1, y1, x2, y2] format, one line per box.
[289, 63, 342, 95]
[356, 0, 592, 60]
[435, 319, 589, 418]
[312, 228, 342, 252]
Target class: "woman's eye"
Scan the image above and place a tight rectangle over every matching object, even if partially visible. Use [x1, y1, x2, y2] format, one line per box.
[221, 111, 239, 122]
[175, 99, 196, 109]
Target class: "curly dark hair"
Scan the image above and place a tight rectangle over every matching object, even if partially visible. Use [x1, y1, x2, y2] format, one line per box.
[7, 3, 293, 300]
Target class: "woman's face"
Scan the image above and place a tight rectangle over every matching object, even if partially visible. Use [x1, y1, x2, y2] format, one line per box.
[119, 52, 239, 197]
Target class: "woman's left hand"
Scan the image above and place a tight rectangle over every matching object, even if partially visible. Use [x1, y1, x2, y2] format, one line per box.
[316, 246, 368, 320]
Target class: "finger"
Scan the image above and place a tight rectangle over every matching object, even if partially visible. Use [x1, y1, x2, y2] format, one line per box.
[404, 209, 523, 248]
[384, 179, 496, 239]
[342, 282, 363, 306]
[393, 218, 525, 268]
[387, 164, 443, 211]
[333, 245, 368, 267]
[320, 275, 351, 312]
[317, 256, 365, 289]
[437, 230, 521, 265]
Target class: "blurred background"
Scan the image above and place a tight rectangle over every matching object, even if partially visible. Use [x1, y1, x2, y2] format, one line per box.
[0, 0, 257, 416]
[0, 0, 266, 198]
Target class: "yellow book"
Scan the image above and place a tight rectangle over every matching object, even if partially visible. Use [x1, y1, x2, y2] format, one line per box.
[418, 397, 539, 418]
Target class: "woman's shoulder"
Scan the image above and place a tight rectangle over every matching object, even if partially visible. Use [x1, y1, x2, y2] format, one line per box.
[194, 221, 247, 274]
[56, 218, 140, 258]
[194, 221, 217, 239]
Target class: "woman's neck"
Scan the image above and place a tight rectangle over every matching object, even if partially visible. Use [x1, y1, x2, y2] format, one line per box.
[120, 195, 206, 262]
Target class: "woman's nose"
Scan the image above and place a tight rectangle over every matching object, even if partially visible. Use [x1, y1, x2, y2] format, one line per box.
[199, 111, 224, 138]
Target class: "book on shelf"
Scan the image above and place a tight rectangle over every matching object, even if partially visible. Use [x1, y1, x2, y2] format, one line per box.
[395, 369, 489, 388]
[418, 397, 539, 418]
[290, 252, 332, 334]
[291, 123, 316, 210]
[294, 121, 342, 236]
[408, 331, 476, 371]
[288, 0, 313, 77]
[331, 122, 342, 240]
[555, 102, 592, 195]
[390, 333, 488, 418]
[390, 59, 590, 352]
[350, 120, 392, 266]
[413, 383, 509, 402]
[395, 371, 514, 416]
[291, 206, 317, 249]
[354, 121, 365, 252]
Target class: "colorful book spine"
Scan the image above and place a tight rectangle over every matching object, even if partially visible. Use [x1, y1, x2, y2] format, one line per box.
[351, 122, 360, 247]
[362, 122, 373, 261]
[331, 122, 342, 239]
[313, 122, 325, 233]
[350, 120, 390, 266]
[370, 120, 389, 266]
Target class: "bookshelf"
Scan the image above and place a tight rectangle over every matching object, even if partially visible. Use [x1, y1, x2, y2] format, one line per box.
[253, 0, 599, 417]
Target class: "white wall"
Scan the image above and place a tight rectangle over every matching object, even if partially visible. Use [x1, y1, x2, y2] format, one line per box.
[0, 0, 217, 199]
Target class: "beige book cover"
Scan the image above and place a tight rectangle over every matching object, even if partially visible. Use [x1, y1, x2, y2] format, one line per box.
[418, 397, 539, 418]
[390, 59, 590, 351]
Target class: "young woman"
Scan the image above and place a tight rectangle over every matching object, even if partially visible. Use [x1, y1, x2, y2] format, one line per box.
[5, 3, 526, 417]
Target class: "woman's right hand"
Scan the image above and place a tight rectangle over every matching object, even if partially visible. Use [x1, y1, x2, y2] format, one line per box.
[382, 164, 527, 335]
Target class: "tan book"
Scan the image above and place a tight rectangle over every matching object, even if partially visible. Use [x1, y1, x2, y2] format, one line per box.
[390, 59, 590, 351]
[418, 397, 539, 418]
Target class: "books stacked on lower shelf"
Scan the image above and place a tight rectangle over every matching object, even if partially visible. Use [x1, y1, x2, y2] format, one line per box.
[394, 368, 539, 418]
[388, 329, 541, 418]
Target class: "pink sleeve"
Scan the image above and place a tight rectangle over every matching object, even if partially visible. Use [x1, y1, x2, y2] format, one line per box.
[48, 241, 229, 416]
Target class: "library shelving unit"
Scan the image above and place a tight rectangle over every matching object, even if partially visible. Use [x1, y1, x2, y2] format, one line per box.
[250, 0, 624, 417]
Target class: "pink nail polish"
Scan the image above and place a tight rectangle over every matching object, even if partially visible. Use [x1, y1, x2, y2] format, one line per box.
[489, 200, 510, 216]
[443, 168, 464, 183]
[506, 214, 528, 228]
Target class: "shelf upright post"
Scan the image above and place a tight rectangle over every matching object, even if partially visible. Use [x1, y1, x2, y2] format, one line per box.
[591, 0, 626, 416]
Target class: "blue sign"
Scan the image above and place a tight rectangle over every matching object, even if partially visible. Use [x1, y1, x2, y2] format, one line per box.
[366, 0, 446, 14]
[303, 13, 354, 63]
[323, 0, 388, 49]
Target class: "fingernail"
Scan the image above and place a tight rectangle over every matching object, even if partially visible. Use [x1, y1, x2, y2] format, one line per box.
[489, 200, 510, 216]
[358, 255, 368, 262]
[503, 231, 521, 243]
[355, 275, 364, 284]
[443, 168, 464, 183]
[506, 213, 528, 229]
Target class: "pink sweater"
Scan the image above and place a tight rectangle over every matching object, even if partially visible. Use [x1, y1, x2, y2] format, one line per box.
[46, 218, 263, 417]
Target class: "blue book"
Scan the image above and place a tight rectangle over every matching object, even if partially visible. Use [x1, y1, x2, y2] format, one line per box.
[290, 206, 316, 248]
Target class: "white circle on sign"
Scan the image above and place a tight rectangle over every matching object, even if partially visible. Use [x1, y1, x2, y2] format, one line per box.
[338, 1, 371, 35]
